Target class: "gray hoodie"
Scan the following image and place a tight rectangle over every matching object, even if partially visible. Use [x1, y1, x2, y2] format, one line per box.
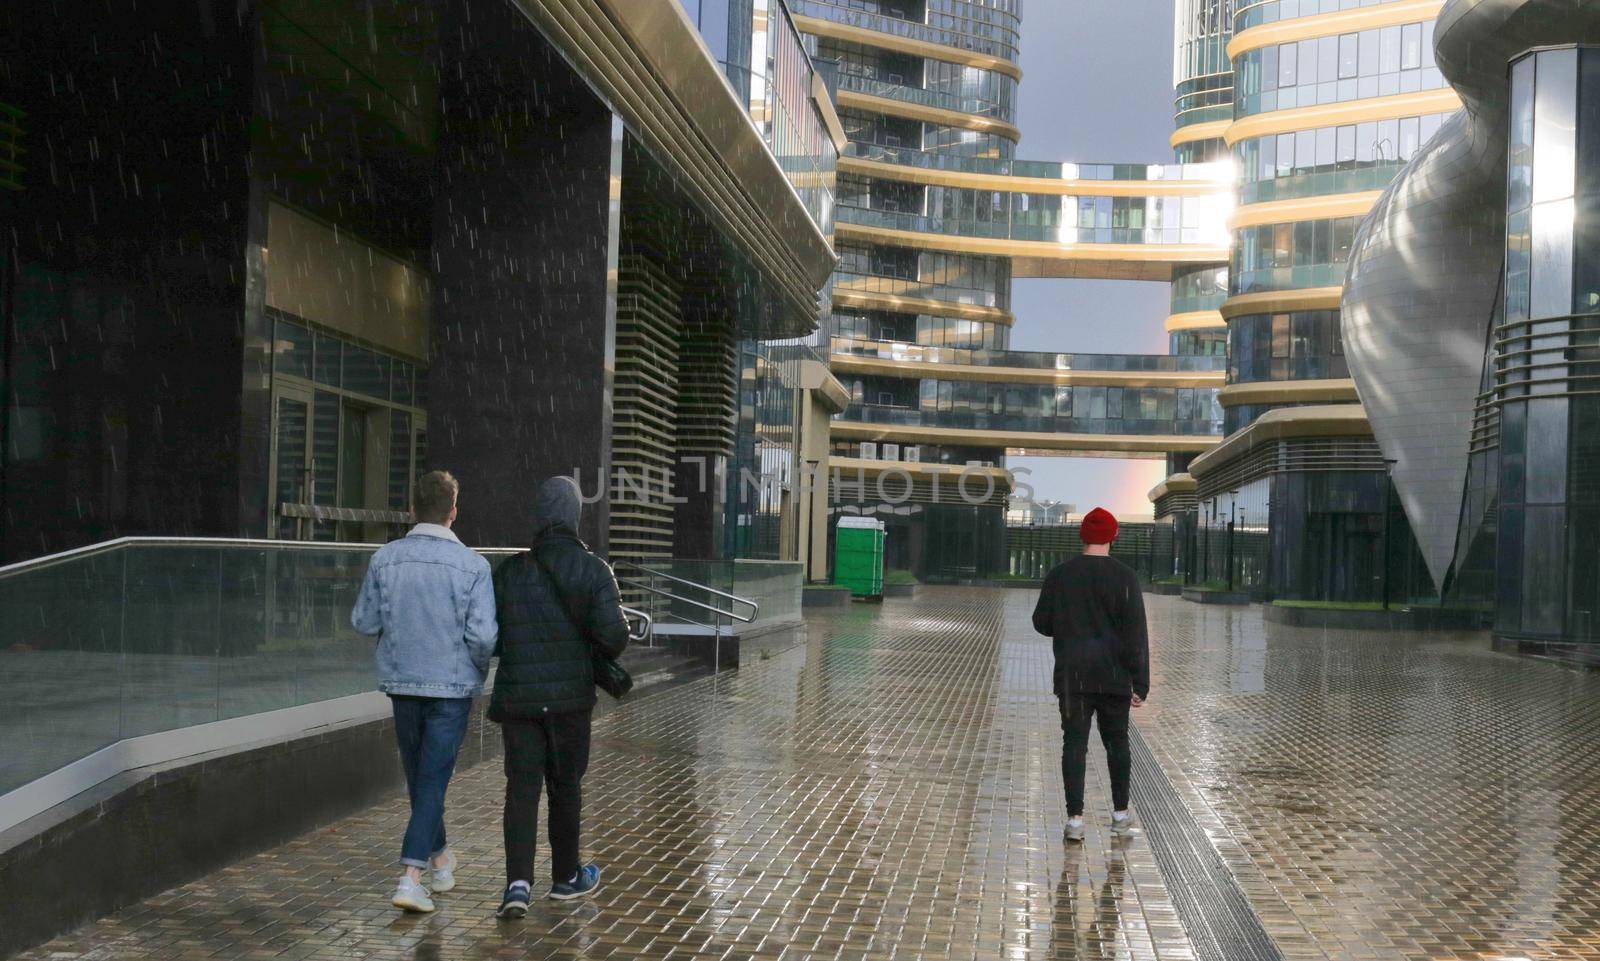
[531, 475, 583, 535]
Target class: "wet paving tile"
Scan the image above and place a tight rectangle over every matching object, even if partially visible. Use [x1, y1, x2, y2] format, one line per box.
[18, 587, 1600, 960]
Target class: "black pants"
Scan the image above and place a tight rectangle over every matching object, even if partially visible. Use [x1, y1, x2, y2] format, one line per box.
[1059, 691, 1132, 817]
[502, 709, 592, 885]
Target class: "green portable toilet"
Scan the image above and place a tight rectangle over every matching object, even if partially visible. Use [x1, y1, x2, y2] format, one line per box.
[835, 516, 887, 600]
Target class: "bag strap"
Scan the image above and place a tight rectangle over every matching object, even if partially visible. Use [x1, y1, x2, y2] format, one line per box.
[529, 551, 586, 639]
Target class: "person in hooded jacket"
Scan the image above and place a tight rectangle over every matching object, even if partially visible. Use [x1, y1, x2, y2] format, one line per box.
[1031, 506, 1149, 843]
[489, 476, 630, 917]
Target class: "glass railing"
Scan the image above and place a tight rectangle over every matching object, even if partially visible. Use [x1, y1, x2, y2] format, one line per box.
[788, 0, 1021, 62]
[838, 204, 1228, 247]
[1170, 289, 1229, 313]
[1239, 163, 1403, 204]
[1174, 103, 1234, 129]
[831, 337, 1229, 372]
[0, 537, 768, 800]
[0, 538, 447, 798]
[834, 73, 1014, 122]
[844, 142, 1231, 183]
[1231, 262, 1348, 295]
[837, 403, 1224, 436]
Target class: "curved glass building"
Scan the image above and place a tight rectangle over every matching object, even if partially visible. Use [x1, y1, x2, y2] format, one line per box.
[1151, 0, 1457, 603]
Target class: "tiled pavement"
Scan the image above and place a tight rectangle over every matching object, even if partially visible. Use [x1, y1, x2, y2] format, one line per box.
[17, 588, 1600, 960]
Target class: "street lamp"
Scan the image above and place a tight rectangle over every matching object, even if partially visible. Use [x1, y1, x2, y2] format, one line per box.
[1226, 490, 1239, 592]
[1380, 459, 1397, 610]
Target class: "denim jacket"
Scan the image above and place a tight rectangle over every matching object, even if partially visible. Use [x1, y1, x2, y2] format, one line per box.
[351, 523, 498, 698]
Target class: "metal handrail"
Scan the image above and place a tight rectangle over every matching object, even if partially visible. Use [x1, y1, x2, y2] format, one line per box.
[613, 561, 760, 625]
[613, 561, 760, 619]
[616, 578, 760, 625]
[621, 606, 653, 643]
[0, 535, 526, 579]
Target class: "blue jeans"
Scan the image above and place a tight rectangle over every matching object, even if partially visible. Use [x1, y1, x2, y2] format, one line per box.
[391, 695, 472, 868]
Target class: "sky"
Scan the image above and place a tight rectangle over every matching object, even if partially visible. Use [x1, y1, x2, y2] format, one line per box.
[1006, 0, 1180, 518]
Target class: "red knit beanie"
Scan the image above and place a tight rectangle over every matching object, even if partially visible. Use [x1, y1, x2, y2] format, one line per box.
[1080, 507, 1119, 545]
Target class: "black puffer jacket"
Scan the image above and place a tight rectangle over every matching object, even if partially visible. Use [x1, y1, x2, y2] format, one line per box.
[489, 484, 629, 720]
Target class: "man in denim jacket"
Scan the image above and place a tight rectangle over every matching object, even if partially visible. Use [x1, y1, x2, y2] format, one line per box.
[352, 470, 497, 913]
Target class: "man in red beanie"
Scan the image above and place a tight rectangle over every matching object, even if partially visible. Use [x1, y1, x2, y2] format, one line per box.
[1031, 506, 1149, 842]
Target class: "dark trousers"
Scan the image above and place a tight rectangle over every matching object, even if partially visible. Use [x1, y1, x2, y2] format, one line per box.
[502, 710, 592, 885]
[390, 695, 473, 867]
[1059, 691, 1132, 817]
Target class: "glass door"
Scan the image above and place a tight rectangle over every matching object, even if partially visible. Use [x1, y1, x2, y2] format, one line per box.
[269, 384, 315, 539]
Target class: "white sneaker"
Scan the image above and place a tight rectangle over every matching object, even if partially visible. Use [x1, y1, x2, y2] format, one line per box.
[1111, 810, 1137, 837]
[392, 875, 436, 913]
[430, 850, 457, 893]
[1064, 817, 1086, 842]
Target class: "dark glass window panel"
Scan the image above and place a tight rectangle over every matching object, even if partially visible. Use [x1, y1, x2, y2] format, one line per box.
[312, 392, 341, 511]
[1575, 194, 1600, 315]
[388, 411, 413, 511]
[274, 397, 309, 538]
[273, 319, 313, 380]
[1495, 505, 1524, 633]
[1522, 504, 1567, 635]
[313, 333, 342, 387]
[342, 345, 391, 402]
[1525, 397, 1570, 504]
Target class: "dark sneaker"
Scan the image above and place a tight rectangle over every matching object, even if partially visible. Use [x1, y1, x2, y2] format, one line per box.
[548, 864, 602, 901]
[496, 882, 531, 919]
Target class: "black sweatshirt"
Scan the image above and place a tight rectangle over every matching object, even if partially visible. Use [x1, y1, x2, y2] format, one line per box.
[1031, 554, 1150, 700]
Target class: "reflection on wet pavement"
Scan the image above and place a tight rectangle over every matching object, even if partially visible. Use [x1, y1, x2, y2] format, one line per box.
[19, 587, 1600, 960]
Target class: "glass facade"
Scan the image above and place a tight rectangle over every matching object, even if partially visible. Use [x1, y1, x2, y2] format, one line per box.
[1171, 265, 1229, 313]
[754, 0, 840, 237]
[1493, 47, 1600, 645]
[1172, 0, 1236, 127]
[1230, 216, 1362, 293]
[1227, 310, 1346, 383]
[1172, 329, 1230, 356]
[831, 311, 1012, 348]
[838, 377, 1225, 437]
[1234, 19, 1445, 117]
[679, 0, 758, 100]
[814, 37, 1018, 123]
[835, 243, 1011, 309]
[789, 0, 1023, 64]
[1236, 111, 1457, 203]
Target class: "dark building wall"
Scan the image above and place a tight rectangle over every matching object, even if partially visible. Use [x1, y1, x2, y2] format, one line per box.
[423, 2, 622, 551]
[0, 1, 256, 562]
